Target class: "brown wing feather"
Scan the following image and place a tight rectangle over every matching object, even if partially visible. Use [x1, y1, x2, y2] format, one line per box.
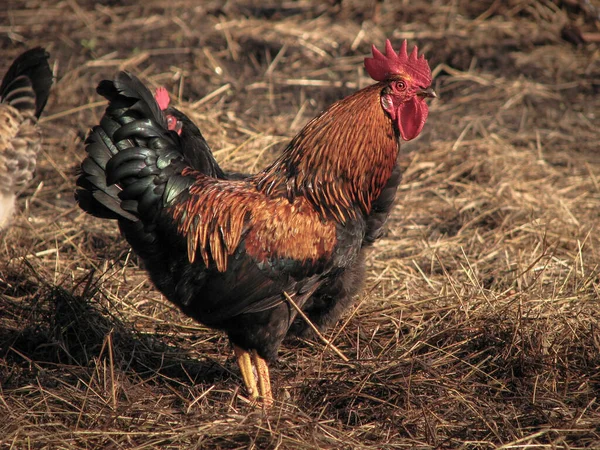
[169, 168, 337, 272]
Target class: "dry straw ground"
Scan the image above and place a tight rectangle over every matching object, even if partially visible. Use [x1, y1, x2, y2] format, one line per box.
[1, 0, 600, 448]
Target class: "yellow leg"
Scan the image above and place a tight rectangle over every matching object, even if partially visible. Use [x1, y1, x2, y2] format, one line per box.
[233, 345, 273, 408]
[233, 345, 258, 399]
[252, 350, 273, 408]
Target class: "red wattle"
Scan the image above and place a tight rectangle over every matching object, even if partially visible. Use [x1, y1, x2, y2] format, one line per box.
[397, 97, 428, 141]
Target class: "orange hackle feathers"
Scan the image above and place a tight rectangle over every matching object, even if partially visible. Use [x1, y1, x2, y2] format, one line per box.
[254, 84, 398, 224]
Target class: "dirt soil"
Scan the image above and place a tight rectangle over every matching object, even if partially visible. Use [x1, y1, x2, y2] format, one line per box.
[1, 0, 600, 448]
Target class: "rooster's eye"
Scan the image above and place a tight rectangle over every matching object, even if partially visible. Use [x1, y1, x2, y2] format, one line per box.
[394, 80, 407, 91]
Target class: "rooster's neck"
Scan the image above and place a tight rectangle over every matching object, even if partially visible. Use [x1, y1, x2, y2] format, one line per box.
[255, 83, 399, 223]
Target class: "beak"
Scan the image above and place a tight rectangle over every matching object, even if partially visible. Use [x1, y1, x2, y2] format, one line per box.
[417, 87, 437, 99]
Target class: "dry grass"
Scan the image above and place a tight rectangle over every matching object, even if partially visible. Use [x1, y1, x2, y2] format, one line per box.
[1, 0, 600, 448]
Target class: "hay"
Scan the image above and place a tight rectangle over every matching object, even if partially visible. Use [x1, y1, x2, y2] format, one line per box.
[1, 0, 600, 447]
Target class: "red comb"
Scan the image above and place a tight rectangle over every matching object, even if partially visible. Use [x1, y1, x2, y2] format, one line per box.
[364, 39, 432, 86]
[154, 87, 170, 110]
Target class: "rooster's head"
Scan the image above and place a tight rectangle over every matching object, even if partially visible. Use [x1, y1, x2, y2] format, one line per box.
[155, 87, 182, 135]
[364, 40, 436, 141]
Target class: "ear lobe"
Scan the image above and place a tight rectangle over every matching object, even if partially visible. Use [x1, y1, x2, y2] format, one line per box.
[397, 97, 428, 141]
[381, 94, 397, 120]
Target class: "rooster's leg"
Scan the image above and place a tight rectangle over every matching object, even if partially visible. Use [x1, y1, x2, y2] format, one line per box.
[251, 349, 273, 408]
[233, 345, 273, 407]
[234, 345, 258, 399]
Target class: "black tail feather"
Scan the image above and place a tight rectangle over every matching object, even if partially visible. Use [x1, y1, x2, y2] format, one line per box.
[76, 71, 192, 225]
[98, 72, 165, 129]
[76, 125, 138, 221]
[1, 48, 52, 118]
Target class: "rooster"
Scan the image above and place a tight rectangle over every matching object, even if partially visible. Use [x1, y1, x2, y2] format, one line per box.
[0, 48, 53, 229]
[76, 40, 435, 407]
